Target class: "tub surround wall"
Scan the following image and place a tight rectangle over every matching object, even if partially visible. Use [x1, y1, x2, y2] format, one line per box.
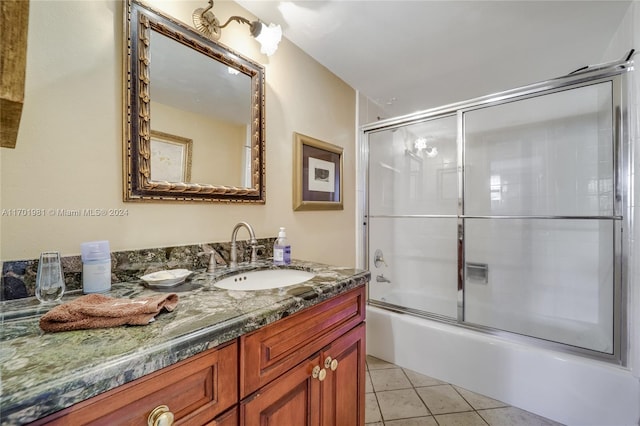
[1, 238, 276, 300]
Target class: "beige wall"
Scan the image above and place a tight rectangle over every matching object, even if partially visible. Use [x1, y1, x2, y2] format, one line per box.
[0, 0, 357, 267]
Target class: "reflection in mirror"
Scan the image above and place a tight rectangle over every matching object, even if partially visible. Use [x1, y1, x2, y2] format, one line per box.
[150, 30, 250, 187]
[124, 0, 265, 202]
[150, 130, 193, 183]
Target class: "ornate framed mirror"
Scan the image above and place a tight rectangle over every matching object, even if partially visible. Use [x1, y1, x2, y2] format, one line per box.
[124, 0, 265, 203]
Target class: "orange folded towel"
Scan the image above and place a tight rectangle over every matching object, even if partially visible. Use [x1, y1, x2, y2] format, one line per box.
[39, 293, 179, 332]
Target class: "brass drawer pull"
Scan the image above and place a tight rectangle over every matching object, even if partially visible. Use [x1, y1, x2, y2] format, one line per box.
[312, 365, 327, 381]
[324, 356, 339, 371]
[148, 405, 174, 426]
[318, 368, 327, 381]
[324, 357, 332, 369]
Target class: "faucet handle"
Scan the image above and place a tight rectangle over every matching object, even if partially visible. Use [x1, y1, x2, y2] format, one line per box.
[250, 243, 265, 264]
[198, 249, 221, 273]
[374, 249, 388, 268]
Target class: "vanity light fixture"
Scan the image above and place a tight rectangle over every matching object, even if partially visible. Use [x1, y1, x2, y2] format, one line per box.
[193, 0, 282, 56]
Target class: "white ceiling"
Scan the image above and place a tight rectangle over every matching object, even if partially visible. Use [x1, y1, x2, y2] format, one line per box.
[237, 0, 632, 118]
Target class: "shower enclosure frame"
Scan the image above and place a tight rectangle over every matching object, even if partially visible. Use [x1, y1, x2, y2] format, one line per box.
[360, 58, 633, 365]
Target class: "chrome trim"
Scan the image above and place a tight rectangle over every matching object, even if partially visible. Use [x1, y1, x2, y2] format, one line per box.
[616, 68, 632, 366]
[366, 300, 620, 364]
[457, 109, 465, 321]
[368, 299, 457, 324]
[369, 214, 457, 219]
[460, 215, 623, 220]
[369, 214, 623, 220]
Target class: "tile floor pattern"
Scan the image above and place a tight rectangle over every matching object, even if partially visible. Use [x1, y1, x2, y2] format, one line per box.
[365, 356, 564, 426]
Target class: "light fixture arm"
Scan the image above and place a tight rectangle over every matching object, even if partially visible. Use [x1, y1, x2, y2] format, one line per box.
[192, 0, 282, 56]
[219, 15, 262, 38]
[219, 15, 250, 29]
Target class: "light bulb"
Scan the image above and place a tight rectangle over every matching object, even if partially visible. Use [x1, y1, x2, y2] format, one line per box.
[254, 23, 282, 56]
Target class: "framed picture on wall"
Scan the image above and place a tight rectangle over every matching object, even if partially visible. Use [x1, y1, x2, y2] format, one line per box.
[293, 132, 343, 211]
[149, 130, 193, 183]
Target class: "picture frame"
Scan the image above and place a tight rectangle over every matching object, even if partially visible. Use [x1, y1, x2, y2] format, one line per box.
[149, 130, 193, 183]
[293, 132, 343, 211]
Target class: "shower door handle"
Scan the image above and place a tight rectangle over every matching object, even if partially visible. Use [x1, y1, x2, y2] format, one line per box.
[466, 262, 488, 284]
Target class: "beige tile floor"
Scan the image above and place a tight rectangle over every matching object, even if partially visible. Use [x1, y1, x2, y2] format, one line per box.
[365, 356, 564, 426]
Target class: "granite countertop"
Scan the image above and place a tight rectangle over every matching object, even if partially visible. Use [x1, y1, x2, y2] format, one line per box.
[0, 260, 370, 425]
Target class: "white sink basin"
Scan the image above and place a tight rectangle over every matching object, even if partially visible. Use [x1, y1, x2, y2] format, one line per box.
[214, 269, 316, 291]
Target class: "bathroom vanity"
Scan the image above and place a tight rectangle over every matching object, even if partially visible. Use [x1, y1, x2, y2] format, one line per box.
[1, 261, 369, 425]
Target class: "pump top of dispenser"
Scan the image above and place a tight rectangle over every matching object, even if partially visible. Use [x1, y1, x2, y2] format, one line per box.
[278, 227, 286, 238]
[81, 240, 110, 262]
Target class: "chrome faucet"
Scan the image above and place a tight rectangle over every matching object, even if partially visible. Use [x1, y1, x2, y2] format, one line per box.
[230, 221, 259, 268]
[376, 274, 391, 283]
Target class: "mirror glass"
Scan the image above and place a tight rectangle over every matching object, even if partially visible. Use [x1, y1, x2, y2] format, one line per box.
[124, 0, 265, 202]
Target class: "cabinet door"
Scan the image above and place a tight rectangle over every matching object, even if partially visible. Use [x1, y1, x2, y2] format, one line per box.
[321, 323, 365, 426]
[241, 286, 366, 398]
[240, 356, 322, 426]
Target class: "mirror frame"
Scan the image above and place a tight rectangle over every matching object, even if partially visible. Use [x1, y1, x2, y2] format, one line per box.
[124, 0, 265, 203]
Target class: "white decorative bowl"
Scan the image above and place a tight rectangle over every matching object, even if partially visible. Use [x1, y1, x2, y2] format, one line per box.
[140, 269, 192, 288]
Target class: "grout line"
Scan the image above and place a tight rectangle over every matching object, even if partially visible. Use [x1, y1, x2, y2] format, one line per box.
[450, 385, 491, 425]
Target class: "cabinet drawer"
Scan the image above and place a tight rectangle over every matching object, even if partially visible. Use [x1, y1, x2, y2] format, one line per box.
[33, 341, 238, 425]
[240, 285, 366, 397]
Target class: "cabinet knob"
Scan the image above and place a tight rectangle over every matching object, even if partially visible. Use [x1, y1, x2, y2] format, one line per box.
[148, 405, 174, 426]
[312, 365, 327, 381]
[312, 365, 321, 379]
[318, 368, 327, 381]
[330, 358, 339, 371]
[324, 357, 332, 369]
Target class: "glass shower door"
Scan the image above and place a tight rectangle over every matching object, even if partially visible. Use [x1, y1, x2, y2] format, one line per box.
[462, 82, 618, 353]
[368, 115, 458, 319]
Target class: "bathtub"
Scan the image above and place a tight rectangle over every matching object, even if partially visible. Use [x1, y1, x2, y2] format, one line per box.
[366, 305, 640, 426]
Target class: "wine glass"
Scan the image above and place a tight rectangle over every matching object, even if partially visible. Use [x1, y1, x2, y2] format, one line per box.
[36, 252, 66, 303]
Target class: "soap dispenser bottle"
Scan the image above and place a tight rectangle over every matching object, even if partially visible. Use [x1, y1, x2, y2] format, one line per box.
[273, 227, 291, 265]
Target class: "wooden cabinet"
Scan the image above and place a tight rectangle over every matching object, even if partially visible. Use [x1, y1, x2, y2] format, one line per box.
[240, 286, 366, 426]
[30, 285, 367, 426]
[31, 341, 238, 426]
[240, 285, 366, 398]
[240, 323, 365, 426]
